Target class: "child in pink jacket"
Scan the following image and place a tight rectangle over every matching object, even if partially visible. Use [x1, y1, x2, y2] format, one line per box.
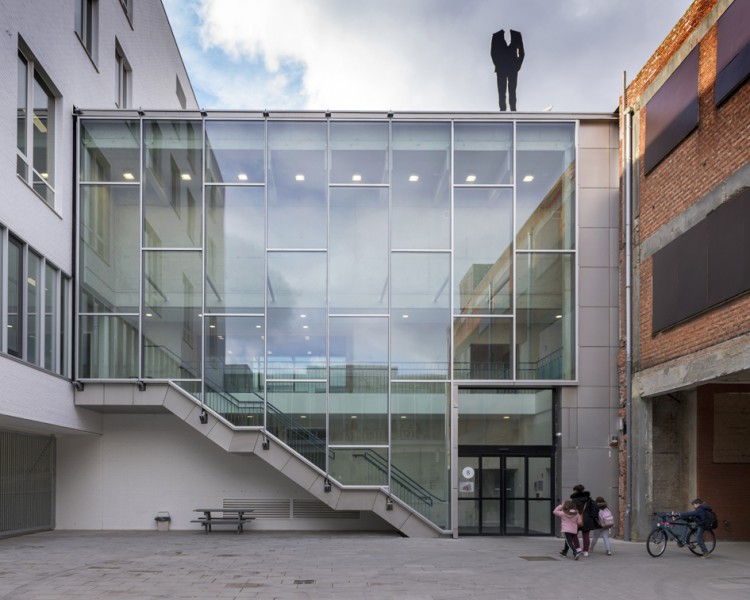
[554, 500, 582, 560]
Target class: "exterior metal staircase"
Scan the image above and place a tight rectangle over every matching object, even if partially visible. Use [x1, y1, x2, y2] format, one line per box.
[74, 381, 446, 538]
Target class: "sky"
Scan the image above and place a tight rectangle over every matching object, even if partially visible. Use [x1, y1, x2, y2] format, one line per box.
[162, 0, 695, 114]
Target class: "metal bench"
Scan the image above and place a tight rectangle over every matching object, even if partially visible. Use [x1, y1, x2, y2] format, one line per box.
[191, 508, 255, 534]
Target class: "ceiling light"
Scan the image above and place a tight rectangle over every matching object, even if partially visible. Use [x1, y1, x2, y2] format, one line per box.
[123, 172, 135, 180]
[300, 415, 307, 419]
[145, 312, 153, 317]
[181, 173, 192, 181]
[352, 173, 362, 182]
[295, 174, 305, 181]
[27, 277, 37, 286]
[237, 173, 248, 181]
[523, 175, 534, 182]
[303, 325, 309, 329]
[351, 415, 358, 419]
[402, 314, 409, 319]
[465, 174, 477, 182]
[300, 314, 307, 318]
[408, 174, 419, 182]
[401, 415, 407, 419]
[503, 415, 511, 420]
[255, 325, 262, 329]
[209, 324, 216, 329]
[556, 314, 563, 319]
[307, 351, 312, 355]
[33, 115, 47, 133]
[40, 173, 49, 179]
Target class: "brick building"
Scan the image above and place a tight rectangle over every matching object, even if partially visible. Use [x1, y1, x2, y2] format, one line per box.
[620, 0, 750, 541]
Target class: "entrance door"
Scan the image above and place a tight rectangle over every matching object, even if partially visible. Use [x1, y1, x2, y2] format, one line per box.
[457, 452, 552, 535]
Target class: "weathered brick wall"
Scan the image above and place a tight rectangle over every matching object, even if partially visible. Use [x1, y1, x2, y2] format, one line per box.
[697, 386, 750, 540]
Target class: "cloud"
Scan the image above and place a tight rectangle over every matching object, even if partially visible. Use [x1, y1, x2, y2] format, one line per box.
[166, 0, 693, 113]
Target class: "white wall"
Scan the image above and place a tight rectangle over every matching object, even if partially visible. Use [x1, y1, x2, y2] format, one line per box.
[56, 413, 389, 531]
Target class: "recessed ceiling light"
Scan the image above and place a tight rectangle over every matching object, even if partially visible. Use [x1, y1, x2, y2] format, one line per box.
[237, 173, 248, 181]
[209, 324, 216, 328]
[122, 172, 135, 180]
[300, 415, 307, 419]
[400, 415, 407, 419]
[402, 314, 409, 319]
[408, 174, 419, 182]
[300, 314, 307, 318]
[295, 174, 305, 181]
[303, 325, 309, 329]
[351, 415, 358, 419]
[465, 174, 477, 182]
[503, 415, 511, 420]
[145, 312, 153, 317]
[352, 173, 362, 182]
[523, 175, 534, 182]
[556, 314, 563, 319]
[180, 173, 192, 181]
[255, 325, 262, 329]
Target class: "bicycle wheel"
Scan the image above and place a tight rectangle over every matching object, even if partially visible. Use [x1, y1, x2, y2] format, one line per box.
[647, 528, 668, 557]
[687, 529, 716, 555]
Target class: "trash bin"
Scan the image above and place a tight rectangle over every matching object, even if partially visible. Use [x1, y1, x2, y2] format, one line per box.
[155, 512, 171, 531]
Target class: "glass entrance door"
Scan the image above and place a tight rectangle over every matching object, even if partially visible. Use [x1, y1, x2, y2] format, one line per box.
[458, 453, 552, 535]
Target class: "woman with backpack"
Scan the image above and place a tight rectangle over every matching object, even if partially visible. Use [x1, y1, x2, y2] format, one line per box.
[589, 496, 614, 555]
[570, 484, 598, 556]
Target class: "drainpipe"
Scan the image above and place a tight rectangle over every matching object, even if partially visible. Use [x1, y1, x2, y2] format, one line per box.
[623, 73, 634, 542]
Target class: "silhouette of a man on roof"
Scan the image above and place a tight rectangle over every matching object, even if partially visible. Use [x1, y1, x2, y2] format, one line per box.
[491, 29, 524, 111]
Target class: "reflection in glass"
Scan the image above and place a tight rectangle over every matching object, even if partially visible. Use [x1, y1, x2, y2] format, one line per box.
[504, 499, 526, 534]
[205, 120, 264, 184]
[27, 251, 41, 366]
[143, 120, 202, 248]
[206, 186, 264, 313]
[392, 123, 450, 249]
[529, 499, 553, 534]
[8, 238, 22, 358]
[329, 317, 388, 444]
[529, 457, 552, 499]
[79, 185, 140, 313]
[454, 122, 513, 185]
[44, 263, 57, 371]
[329, 188, 388, 313]
[78, 314, 139, 378]
[454, 188, 513, 315]
[391, 382, 449, 528]
[516, 123, 575, 250]
[267, 382, 327, 469]
[330, 121, 388, 184]
[60, 276, 71, 377]
[458, 388, 553, 445]
[204, 316, 265, 427]
[268, 121, 326, 248]
[391, 253, 450, 379]
[80, 120, 140, 182]
[454, 317, 512, 380]
[516, 253, 575, 379]
[329, 448, 388, 486]
[142, 251, 202, 379]
[267, 252, 326, 379]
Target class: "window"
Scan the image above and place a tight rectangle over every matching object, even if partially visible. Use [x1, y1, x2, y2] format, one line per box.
[75, 0, 98, 61]
[119, 0, 133, 24]
[17, 49, 56, 207]
[115, 44, 131, 108]
[2, 230, 70, 374]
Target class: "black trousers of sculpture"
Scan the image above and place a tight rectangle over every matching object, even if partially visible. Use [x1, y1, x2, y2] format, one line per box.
[496, 69, 518, 111]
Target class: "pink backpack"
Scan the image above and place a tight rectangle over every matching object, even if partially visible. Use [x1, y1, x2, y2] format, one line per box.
[598, 507, 614, 529]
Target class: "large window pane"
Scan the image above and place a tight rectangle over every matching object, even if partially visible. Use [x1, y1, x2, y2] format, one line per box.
[329, 317, 388, 444]
[143, 120, 202, 248]
[330, 122, 388, 184]
[142, 251, 202, 379]
[267, 382, 327, 470]
[391, 253, 450, 379]
[516, 123, 575, 250]
[79, 185, 140, 313]
[391, 382, 449, 528]
[458, 388, 553, 445]
[204, 316, 264, 427]
[267, 252, 326, 379]
[454, 187, 513, 315]
[268, 121, 326, 248]
[44, 263, 57, 371]
[78, 314, 138, 378]
[32, 75, 54, 189]
[7, 237, 23, 358]
[16, 54, 27, 161]
[329, 188, 388, 314]
[60, 276, 71, 377]
[454, 122, 513, 185]
[205, 120, 264, 184]
[206, 186, 264, 313]
[392, 123, 450, 249]
[27, 251, 41, 366]
[80, 119, 140, 182]
[329, 448, 388, 486]
[454, 317, 512, 380]
[516, 253, 575, 380]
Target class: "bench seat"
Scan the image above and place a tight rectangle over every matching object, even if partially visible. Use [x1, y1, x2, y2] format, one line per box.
[191, 515, 255, 534]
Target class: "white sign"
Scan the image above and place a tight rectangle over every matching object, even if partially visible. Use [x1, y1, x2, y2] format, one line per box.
[462, 466, 475, 479]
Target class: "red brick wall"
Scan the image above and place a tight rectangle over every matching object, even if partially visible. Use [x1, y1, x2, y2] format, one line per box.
[626, 0, 750, 369]
[697, 385, 750, 541]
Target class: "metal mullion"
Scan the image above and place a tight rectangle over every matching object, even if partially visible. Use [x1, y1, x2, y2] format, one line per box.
[138, 115, 144, 381]
[0, 230, 7, 352]
[263, 117, 269, 436]
[512, 120, 517, 381]
[449, 119, 456, 534]
[325, 117, 331, 478]
[201, 114, 207, 408]
[387, 117, 392, 495]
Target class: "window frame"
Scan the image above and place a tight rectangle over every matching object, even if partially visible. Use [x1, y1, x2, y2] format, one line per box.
[16, 47, 57, 208]
[75, 0, 99, 62]
[115, 41, 132, 109]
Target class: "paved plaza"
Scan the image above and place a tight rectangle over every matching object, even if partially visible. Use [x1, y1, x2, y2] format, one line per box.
[1, 530, 749, 599]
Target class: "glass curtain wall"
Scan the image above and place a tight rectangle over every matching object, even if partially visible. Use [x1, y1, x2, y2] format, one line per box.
[77, 115, 577, 531]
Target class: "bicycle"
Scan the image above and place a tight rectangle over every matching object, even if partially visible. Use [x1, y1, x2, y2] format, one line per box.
[646, 512, 716, 557]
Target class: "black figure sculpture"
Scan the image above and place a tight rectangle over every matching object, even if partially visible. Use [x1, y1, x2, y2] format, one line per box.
[491, 29, 524, 111]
